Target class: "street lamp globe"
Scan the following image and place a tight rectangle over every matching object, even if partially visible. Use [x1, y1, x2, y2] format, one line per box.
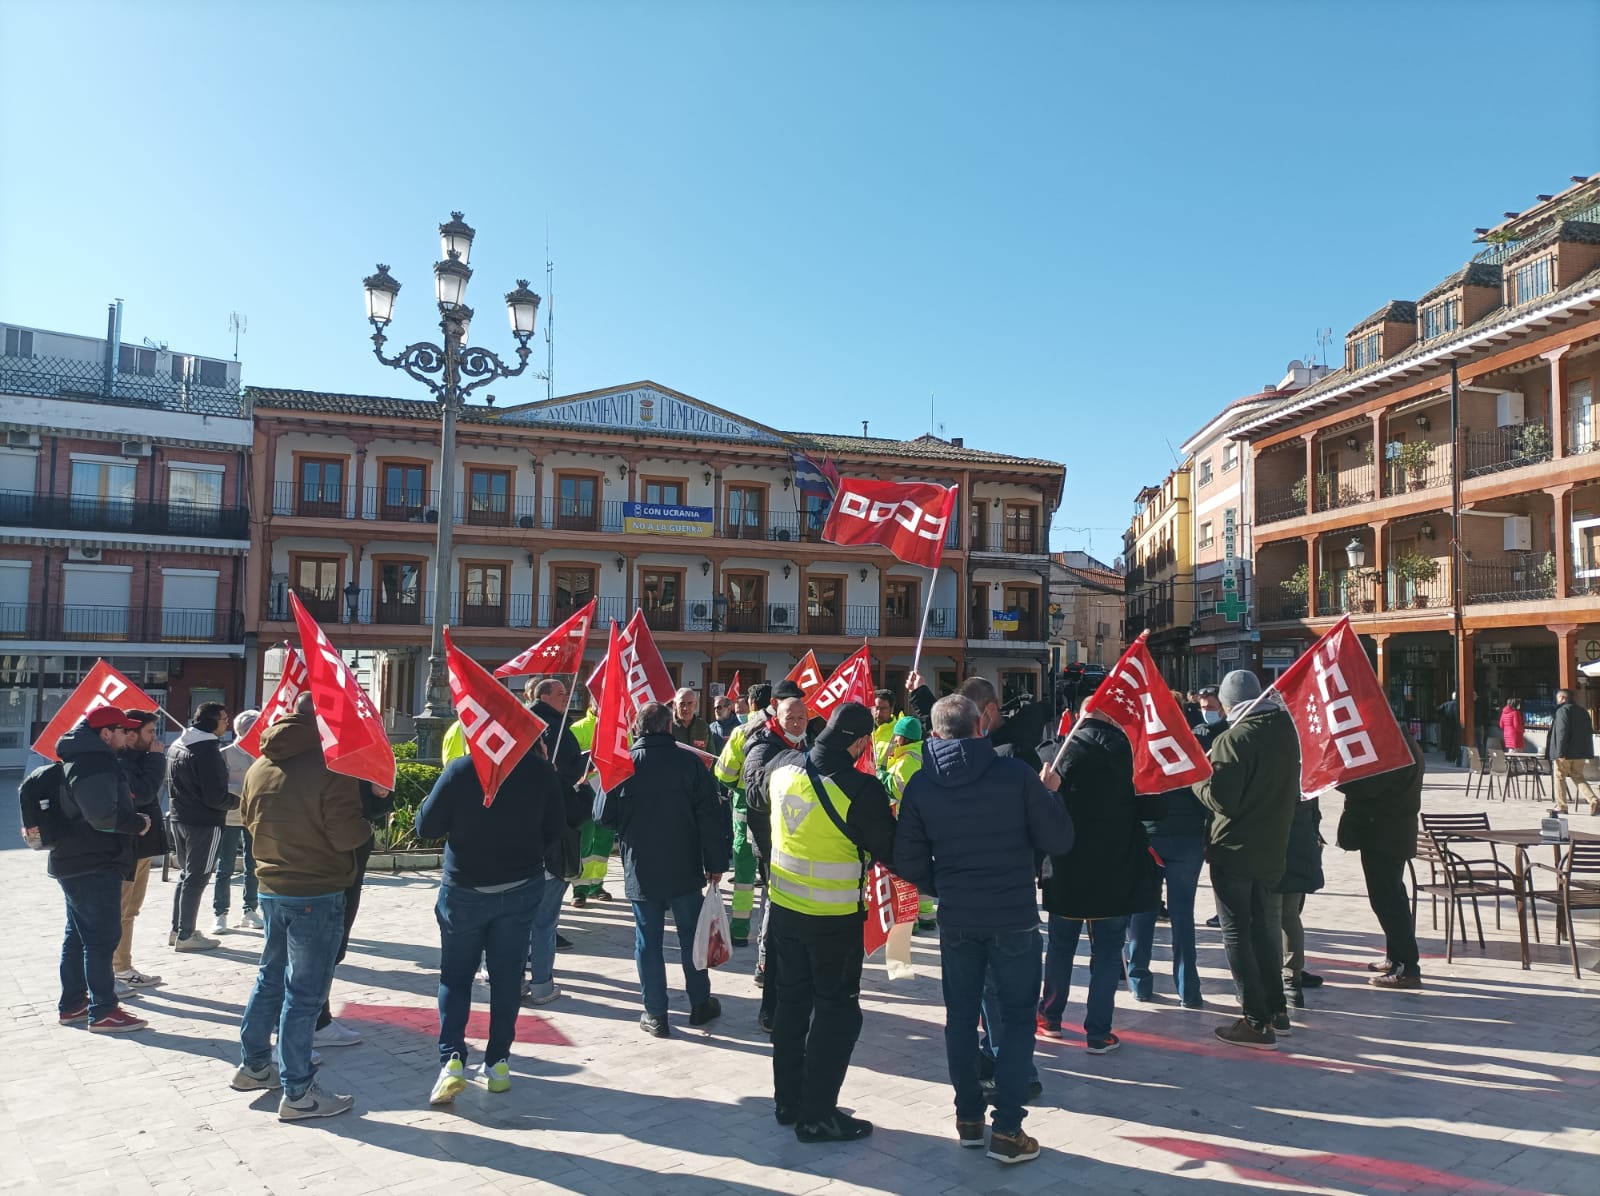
[362, 264, 401, 326]
[434, 252, 472, 310]
[1345, 538, 1367, 570]
[438, 212, 476, 265]
[505, 280, 542, 340]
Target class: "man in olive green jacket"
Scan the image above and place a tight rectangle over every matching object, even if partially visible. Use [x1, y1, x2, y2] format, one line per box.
[1194, 670, 1299, 1051]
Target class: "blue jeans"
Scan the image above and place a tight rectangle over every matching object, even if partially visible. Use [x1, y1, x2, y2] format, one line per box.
[942, 927, 1040, 1135]
[58, 868, 124, 1022]
[631, 890, 711, 1020]
[240, 892, 346, 1099]
[978, 961, 1039, 1085]
[1039, 914, 1130, 1041]
[213, 826, 258, 915]
[526, 875, 567, 1000]
[1126, 835, 1205, 1006]
[437, 877, 544, 1066]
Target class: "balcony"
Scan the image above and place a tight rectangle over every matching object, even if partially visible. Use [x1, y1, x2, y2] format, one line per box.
[269, 590, 631, 630]
[0, 603, 243, 643]
[969, 522, 1047, 555]
[1565, 415, 1600, 458]
[1260, 581, 1309, 622]
[1257, 484, 1307, 526]
[1463, 556, 1555, 605]
[1462, 423, 1552, 478]
[1314, 465, 1376, 512]
[0, 491, 249, 539]
[0, 353, 244, 417]
[1383, 441, 1453, 496]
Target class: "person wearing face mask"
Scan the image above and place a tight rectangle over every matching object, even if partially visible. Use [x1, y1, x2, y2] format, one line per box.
[1124, 685, 1226, 1008]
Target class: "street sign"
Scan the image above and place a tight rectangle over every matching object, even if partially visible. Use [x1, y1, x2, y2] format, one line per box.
[1220, 508, 1243, 622]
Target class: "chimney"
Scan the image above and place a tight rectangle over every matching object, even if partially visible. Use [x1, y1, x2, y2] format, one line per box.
[861, 420, 869, 437]
[951, 437, 964, 447]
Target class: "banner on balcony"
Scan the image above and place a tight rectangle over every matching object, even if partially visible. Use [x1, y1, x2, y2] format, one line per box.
[990, 609, 1020, 631]
[32, 661, 162, 761]
[621, 502, 714, 538]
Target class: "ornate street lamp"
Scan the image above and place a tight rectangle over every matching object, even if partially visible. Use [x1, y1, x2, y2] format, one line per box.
[362, 212, 544, 761]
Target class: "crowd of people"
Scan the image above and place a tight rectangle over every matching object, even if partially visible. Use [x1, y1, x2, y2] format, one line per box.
[24, 658, 1469, 1165]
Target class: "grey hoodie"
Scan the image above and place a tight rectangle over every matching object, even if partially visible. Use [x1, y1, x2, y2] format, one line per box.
[168, 726, 232, 827]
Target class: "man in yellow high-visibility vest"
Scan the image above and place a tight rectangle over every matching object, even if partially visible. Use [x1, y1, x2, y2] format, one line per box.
[766, 701, 897, 1144]
[870, 688, 903, 771]
[567, 687, 614, 907]
[713, 681, 776, 944]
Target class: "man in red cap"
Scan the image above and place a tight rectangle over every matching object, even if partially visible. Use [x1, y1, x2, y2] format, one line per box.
[52, 706, 153, 1033]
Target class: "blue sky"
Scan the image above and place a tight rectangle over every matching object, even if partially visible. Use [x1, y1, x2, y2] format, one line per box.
[2, 1, 1595, 560]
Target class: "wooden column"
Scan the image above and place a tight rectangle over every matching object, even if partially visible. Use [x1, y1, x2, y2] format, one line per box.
[1302, 433, 1316, 515]
[528, 550, 542, 629]
[1549, 623, 1579, 694]
[1549, 484, 1573, 600]
[1372, 631, 1391, 693]
[350, 430, 374, 520]
[712, 466, 724, 537]
[1370, 411, 1386, 498]
[530, 455, 543, 530]
[1456, 630, 1476, 756]
[1543, 346, 1570, 460]
[1305, 536, 1318, 618]
[1371, 519, 1389, 613]
[796, 560, 809, 640]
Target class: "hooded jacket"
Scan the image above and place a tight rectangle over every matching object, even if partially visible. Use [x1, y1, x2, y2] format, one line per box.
[416, 751, 566, 889]
[1195, 707, 1300, 883]
[1039, 718, 1161, 920]
[240, 713, 372, 896]
[1275, 795, 1325, 895]
[600, 732, 729, 902]
[50, 719, 144, 880]
[168, 726, 231, 827]
[740, 717, 809, 813]
[895, 735, 1073, 931]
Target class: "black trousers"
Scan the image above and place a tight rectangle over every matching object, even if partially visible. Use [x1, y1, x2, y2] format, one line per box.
[1210, 864, 1286, 1029]
[1360, 849, 1419, 970]
[169, 822, 223, 938]
[768, 903, 865, 1123]
[317, 836, 375, 1029]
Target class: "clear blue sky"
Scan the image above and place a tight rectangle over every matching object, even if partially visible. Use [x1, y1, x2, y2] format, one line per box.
[3, 1, 1595, 560]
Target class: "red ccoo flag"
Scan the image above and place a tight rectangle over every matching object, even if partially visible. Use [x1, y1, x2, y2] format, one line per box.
[1056, 707, 1076, 739]
[444, 628, 547, 807]
[236, 647, 308, 758]
[289, 590, 396, 792]
[494, 598, 595, 679]
[31, 660, 161, 760]
[807, 644, 878, 776]
[786, 650, 825, 701]
[586, 609, 674, 716]
[1274, 616, 1413, 795]
[726, 671, 741, 703]
[821, 477, 958, 570]
[1080, 632, 1212, 793]
[590, 622, 637, 791]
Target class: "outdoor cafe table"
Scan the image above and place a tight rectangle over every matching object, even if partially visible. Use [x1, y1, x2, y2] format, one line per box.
[1460, 827, 1600, 969]
[1504, 751, 1548, 801]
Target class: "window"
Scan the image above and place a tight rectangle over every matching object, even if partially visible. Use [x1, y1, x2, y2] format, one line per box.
[61, 564, 132, 638]
[291, 555, 343, 622]
[160, 569, 219, 640]
[727, 485, 765, 539]
[1222, 443, 1239, 472]
[643, 478, 685, 506]
[117, 345, 157, 376]
[1198, 520, 1214, 547]
[375, 559, 424, 625]
[1003, 505, 1039, 554]
[0, 560, 29, 635]
[467, 467, 512, 527]
[379, 461, 428, 520]
[3, 328, 33, 358]
[556, 473, 598, 531]
[807, 576, 843, 636]
[1571, 379, 1596, 452]
[1198, 589, 1216, 618]
[1513, 256, 1553, 304]
[1421, 297, 1460, 339]
[551, 566, 596, 622]
[169, 466, 223, 510]
[195, 359, 228, 388]
[1002, 585, 1038, 640]
[970, 582, 989, 637]
[461, 562, 507, 627]
[803, 494, 829, 542]
[1197, 458, 1213, 486]
[725, 572, 766, 632]
[70, 459, 137, 527]
[296, 456, 346, 517]
[884, 579, 919, 637]
[640, 569, 684, 631]
[1349, 331, 1381, 369]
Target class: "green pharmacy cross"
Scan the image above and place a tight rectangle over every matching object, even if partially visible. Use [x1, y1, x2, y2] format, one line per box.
[1218, 576, 1247, 623]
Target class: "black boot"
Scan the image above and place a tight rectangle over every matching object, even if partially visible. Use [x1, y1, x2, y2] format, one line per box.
[1285, 982, 1305, 1009]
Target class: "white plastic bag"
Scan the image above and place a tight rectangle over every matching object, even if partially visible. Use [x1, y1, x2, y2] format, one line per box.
[692, 886, 733, 970]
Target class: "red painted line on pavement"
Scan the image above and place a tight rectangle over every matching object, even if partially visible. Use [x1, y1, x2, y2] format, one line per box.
[337, 1001, 573, 1046]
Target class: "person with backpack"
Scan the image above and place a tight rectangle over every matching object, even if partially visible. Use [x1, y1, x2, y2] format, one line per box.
[167, 701, 232, 952]
[48, 707, 153, 1033]
[113, 709, 169, 993]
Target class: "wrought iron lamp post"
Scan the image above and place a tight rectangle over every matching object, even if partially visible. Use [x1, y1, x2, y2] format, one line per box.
[362, 213, 543, 760]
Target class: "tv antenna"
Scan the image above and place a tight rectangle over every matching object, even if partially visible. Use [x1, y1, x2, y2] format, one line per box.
[142, 336, 168, 351]
[544, 244, 555, 401]
[1314, 326, 1333, 368]
[229, 312, 248, 361]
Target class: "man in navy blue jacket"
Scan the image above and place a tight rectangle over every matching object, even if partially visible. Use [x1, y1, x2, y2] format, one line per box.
[894, 694, 1073, 1168]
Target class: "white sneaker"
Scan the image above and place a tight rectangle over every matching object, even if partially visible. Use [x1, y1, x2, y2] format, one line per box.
[168, 931, 178, 946]
[278, 1081, 354, 1121]
[311, 1049, 323, 1066]
[211, 914, 230, 935]
[313, 1020, 362, 1048]
[429, 1054, 467, 1105]
[115, 969, 163, 988]
[241, 909, 263, 929]
[174, 931, 221, 952]
[231, 1062, 280, 1091]
[114, 979, 135, 1001]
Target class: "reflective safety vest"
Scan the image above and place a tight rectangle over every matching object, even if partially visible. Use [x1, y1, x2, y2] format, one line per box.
[882, 740, 923, 806]
[767, 762, 865, 917]
[713, 711, 764, 787]
[569, 712, 596, 753]
[440, 720, 467, 766]
[871, 718, 902, 769]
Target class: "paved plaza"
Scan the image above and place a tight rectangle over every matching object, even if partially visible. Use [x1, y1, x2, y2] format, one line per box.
[2, 766, 1596, 1196]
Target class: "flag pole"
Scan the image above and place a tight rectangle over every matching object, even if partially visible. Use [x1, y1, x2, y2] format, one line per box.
[549, 663, 581, 767]
[909, 563, 940, 679]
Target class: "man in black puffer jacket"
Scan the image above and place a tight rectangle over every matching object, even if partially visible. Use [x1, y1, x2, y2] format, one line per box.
[600, 701, 729, 1038]
[53, 708, 152, 1033]
[167, 701, 232, 951]
[1339, 729, 1425, 989]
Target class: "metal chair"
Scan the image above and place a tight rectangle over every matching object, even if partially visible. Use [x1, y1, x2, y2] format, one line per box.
[1485, 749, 1511, 802]
[1528, 842, 1600, 978]
[1462, 748, 1489, 800]
[1420, 812, 1526, 933]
